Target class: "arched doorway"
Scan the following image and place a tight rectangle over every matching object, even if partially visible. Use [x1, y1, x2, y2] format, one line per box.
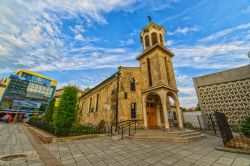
[146, 93, 162, 128]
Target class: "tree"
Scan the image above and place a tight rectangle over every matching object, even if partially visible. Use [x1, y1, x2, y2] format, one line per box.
[42, 97, 55, 123]
[196, 103, 201, 111]
[241, 115, 250, 137]
[52, 86, 78, 136]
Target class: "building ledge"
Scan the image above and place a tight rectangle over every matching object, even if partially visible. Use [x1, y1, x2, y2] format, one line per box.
[136, 43, 174, 60]
[141, 84, 178, 93]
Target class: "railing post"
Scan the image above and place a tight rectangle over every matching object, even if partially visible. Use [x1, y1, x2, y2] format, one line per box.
[122, 127, 124, 139]
[129, 123, 131, 136]
[111, 125, 113, 136]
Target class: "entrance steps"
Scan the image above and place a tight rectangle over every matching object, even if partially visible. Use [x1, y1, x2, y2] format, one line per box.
[128, 129, 206, 143]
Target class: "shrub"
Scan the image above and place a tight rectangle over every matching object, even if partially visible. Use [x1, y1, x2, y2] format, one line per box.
[42, 97, 55, 123]
[71, 124, 98, 134]
[184, 122, 193, 128]
[29, 115, 42, 123]
[241, 115, 250, 137]
[52, 86, 78, 136]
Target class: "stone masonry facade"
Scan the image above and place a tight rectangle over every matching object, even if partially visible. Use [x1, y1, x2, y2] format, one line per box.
[79, 21, 184, 130]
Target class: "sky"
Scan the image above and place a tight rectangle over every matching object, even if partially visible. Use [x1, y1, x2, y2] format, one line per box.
[0, 0, 249, 108]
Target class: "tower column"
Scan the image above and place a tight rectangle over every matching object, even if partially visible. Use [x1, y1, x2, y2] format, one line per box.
[176, 99, 184, 128]
[157, 33, 160, 44]
[149, 33, 152, 47]
[159, 91, 170, 131]
[142, 94, 148, 129]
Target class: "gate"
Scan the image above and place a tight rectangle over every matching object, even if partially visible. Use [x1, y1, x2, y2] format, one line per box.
[214, 111, 233, 144]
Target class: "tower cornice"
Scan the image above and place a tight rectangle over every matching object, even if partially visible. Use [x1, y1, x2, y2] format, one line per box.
[136, 43, 174, 60]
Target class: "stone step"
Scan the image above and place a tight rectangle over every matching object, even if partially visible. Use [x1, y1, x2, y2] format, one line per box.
[129, 134, 206, 143]
[111, 135, 123, 140]
[133, 129, 196, 135]
[134, 131, 202, 138]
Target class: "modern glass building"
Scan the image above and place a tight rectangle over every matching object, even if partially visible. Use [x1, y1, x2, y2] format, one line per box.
[0, 70, 57, 114]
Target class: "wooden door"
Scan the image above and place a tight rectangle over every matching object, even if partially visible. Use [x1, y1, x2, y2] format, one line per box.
[147, 107, 157, 128]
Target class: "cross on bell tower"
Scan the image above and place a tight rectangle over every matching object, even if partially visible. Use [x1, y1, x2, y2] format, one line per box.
[148, 16, 152, 22]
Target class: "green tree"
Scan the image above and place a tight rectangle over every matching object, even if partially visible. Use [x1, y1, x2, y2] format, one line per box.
[42, 97, 55, 123]
[241, 115, 250, 137]
[52, 86, 78, 136]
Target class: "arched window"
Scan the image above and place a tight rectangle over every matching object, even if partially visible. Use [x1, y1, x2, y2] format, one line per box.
[130, 78, 136, 91]
[160, 34, 163, 45]
[145, 35, 150, 48]
[151, 32, 158, 45]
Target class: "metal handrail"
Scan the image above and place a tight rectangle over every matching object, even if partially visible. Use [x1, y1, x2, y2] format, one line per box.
[110, 119, 143, 139]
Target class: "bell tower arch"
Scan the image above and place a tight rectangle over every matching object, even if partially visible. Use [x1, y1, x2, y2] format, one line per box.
[140, 17, 165, 50]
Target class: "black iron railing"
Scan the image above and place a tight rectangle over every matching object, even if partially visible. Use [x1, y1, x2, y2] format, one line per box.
[110, 119, 142, 139]
[27, 120, 100, 137]
[184, 112, 250, 149]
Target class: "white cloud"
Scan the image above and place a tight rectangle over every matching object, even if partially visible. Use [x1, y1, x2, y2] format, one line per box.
[175, 73, 198, 108]
[199, 23, 250, 43]
[75, 34, 85, 41]
[171, 40, 249, 70]
[119, 39, 135, 46]
[168, 26, 199, 35]
[241, 5, 250, 13]
[70, 24, 86, 34]
[166, 40, 174, 46]
[0, 0, 137, 73]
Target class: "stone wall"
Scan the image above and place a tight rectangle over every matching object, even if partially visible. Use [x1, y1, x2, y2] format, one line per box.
[79, 67, 145, 125]
[79, 76, 118, 125]
[193, 65, 250, 127]
[139, 48, 177, 91]
[118, 67, 143, 121]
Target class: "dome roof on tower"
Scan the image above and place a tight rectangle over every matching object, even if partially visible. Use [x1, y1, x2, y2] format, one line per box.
[141, 21, 165, 34]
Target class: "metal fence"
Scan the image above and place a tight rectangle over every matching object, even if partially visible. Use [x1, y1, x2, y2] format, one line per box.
[27, 120, 100, 137]
[183, 112, 250, 149]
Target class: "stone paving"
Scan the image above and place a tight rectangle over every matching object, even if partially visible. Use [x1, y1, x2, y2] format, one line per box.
[0, 124, 249, 166]
[45, 135, 250, 166]
[0, 123, 43, 166]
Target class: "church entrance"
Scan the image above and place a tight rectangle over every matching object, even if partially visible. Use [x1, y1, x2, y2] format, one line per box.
[146, 94, 161, 129]
[146, 102, 157, 128]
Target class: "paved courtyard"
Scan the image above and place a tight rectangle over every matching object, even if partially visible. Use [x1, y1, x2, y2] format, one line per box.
[0, 123, 43, 166]
[0, 124, 249, 166]
[45, 135, 250, 166]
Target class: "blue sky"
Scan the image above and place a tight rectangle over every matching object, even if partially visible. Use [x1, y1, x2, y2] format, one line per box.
[0, 0, 249, 107]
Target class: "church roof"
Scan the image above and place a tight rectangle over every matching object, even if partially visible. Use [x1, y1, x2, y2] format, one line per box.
[141, 21, 165, 33]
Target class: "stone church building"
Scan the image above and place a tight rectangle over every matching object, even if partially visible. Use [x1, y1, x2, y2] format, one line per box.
[79, 21, 183, 130]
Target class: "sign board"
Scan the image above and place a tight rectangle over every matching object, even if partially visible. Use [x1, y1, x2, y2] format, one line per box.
[104, 104, 111, 111]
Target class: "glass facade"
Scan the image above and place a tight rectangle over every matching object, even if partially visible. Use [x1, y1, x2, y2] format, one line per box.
[0, 70, 57, 113]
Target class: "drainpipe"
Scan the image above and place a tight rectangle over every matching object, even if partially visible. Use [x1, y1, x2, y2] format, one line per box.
[115, 70, 121, 131]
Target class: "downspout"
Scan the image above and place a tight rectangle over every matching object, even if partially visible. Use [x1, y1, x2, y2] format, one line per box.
[115, 70, 121, 131]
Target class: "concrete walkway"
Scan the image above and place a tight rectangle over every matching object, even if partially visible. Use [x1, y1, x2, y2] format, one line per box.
[45, 135, 250, 166]
[0, 123, 249, 166]
[0, 123, 44, 166]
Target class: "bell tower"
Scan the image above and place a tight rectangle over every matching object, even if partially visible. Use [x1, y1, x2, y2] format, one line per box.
[137, 17, 183, 130]
[137, 17, 177, 91]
